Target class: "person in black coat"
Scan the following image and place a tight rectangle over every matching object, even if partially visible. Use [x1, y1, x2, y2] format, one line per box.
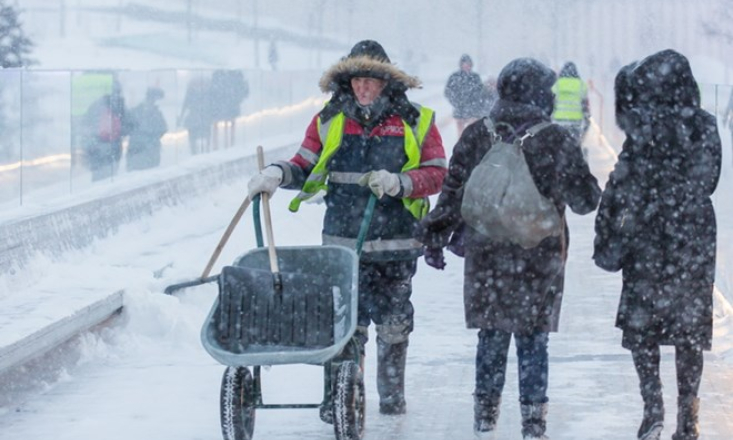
[444, 54, 489, 136]
[178, 76, 213, 154]
[210, 69, 249, 148]
[126, 87, 168, 171]
[416, 57, 601, 439]
[593, 49, 722, 440]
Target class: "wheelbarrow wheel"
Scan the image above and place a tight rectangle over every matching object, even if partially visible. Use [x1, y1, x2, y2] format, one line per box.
[333, 361, 365, 440]
[220, 366, 256, 440]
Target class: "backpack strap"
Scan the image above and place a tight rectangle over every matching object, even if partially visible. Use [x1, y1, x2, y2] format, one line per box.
[524, 121, 553, 136]
[484, 119, 552, 142]
[518, 122, 552, 144]
[483, 118, 502, 142]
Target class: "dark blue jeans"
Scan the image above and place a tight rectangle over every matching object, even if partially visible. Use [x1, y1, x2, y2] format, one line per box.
[475, 328, 549, 405]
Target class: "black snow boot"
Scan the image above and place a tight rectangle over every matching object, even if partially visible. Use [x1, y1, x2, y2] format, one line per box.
[671, 396, 700, 440]
[318, 401, 334, 425]
[520, 402, 549, 440]
[377, 338, 408, 415]
[473, 394, 500, 436]
[632, 345, 665, 440]
[319, 362, 338, 424]
[637, 391, 664, 440]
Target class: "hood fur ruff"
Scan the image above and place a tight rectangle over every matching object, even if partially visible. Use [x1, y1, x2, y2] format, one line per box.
[318, 55, 422, 93]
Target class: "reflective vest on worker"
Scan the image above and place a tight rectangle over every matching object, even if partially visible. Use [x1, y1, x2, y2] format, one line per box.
[288, 105, 435, 220]
[551, 77, 587, 121]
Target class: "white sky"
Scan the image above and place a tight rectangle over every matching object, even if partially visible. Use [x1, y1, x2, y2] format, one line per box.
[1, 3, 732, 440]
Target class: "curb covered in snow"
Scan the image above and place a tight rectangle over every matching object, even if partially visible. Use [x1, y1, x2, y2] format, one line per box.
[0, 291, 124, 376]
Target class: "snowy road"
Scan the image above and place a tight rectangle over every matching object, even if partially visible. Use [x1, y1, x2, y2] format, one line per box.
[0, 99, 732, 440]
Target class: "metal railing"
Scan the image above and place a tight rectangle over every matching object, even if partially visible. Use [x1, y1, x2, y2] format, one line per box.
[0, 68, 324, 213]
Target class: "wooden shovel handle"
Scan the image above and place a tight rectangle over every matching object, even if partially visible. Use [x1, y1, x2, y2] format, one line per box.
[200, 195, 252, 279]
[257, 146, 280, 274]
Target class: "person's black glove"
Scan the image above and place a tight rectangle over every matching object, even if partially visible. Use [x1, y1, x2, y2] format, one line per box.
[423, 247, 446, 270]
[447, 224, 466, 258]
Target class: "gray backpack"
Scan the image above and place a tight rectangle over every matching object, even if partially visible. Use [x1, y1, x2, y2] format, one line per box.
[460, 119, 562, 249]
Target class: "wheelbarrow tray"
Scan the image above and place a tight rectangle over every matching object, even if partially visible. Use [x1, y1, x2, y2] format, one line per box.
[201, 245, 359, 367]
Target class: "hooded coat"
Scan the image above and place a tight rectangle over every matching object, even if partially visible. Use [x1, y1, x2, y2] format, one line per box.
[593, 50, 722, 350]
[276, 40, 447, 262]
[127, 89, 168, 171]
[416, 58, 601, 334]
[444, 55, 489, 120]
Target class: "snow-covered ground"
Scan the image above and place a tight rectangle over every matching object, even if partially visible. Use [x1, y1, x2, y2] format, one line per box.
[0, 3, 731, 440]
[0, 91, 731, 440]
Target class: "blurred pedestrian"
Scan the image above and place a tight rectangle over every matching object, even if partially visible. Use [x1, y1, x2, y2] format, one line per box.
[551, 62, 590, 149]
[444, 54, 488, 137]
[593, 50, 722, 440]
[210, 69, 249, 148]
[126, 87, 168, 171]
[268, 39, 279, 71]
[480, 75, 499, 117]
[82, 80, 133, 181]
[247, 39, 447, 420]
[178, 75, 213, 155]
[417, 57, 601, 439]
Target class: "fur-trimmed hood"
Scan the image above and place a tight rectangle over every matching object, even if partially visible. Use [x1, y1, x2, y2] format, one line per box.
[318, 55, 421, 94]
[317, 40, 422, 126]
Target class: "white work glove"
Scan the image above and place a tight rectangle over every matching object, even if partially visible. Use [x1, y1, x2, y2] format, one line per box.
[358, 170, 401, 199]
[247, 166, 283, 199]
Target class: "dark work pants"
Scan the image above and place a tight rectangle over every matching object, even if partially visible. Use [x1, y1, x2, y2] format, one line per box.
[357, 259, 417, 339]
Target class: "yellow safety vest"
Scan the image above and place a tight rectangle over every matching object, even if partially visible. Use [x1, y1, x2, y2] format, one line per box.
[551, 77, 587, 121]
[289, 106, 435, 219]
[71, 73, 115, 117]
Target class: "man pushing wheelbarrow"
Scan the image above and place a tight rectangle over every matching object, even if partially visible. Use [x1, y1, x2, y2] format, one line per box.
[248, 39, 447, 421]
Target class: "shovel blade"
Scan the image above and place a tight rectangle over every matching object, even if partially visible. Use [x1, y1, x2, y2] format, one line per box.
[215, 265, 336, 352]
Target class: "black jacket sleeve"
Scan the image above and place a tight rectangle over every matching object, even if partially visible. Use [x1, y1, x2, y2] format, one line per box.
[414, 120, 488, 248]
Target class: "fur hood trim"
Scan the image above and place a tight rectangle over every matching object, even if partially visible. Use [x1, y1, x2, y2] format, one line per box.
[318, 55, 421, 93]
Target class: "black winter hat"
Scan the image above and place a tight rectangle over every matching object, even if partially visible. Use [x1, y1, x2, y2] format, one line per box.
[348, 40, 391, 63]
[459, 54, 473, 67]
[497, 57, 556, 114]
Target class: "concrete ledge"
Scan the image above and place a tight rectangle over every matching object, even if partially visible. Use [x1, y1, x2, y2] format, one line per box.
[0, 290, 123, 375]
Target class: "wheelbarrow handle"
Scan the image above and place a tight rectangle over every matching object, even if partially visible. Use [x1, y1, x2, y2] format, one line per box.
[355, 194, 377, 257]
